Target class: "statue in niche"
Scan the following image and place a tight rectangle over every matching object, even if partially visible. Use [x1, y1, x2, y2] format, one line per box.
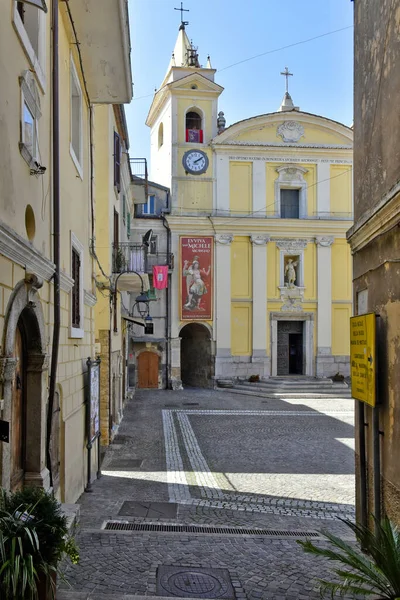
[285, 258, 298, 288]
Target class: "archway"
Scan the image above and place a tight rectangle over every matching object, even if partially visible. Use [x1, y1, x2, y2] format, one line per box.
[1, 278, 50, 491]
[180, 323, 212, 388]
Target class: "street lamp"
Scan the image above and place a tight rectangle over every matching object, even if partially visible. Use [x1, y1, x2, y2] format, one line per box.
[134, 292, 150, 318]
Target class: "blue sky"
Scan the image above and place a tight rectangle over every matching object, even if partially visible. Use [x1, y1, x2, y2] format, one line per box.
[127, 0, 354, 166]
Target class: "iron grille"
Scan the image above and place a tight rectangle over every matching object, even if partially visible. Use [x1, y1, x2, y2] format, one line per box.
[102, 522, 320, 537]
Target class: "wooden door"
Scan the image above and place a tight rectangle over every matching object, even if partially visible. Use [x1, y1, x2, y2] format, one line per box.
[138, 352, 159, 389]
[11, 325, 25, 491]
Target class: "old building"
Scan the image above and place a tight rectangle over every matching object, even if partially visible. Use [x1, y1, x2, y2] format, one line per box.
[0, 0, 132, 502]
[146, 22, 354, 388]
[348, 0, 400, 526]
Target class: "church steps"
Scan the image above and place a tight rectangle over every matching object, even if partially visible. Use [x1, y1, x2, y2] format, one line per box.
[217, 378, 352, 399]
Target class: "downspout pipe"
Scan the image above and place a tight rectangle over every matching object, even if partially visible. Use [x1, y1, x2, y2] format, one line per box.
[161, 198, 171, 390]
[46, 0, 60, 488]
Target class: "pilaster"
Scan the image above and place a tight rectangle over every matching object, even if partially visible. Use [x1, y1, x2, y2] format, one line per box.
[251, 235, 270, 377]
[317, 162, 331, 216]
[316, 236, 334, 376]
[252, 161, 266, 217]
[215, 234, 233, 377]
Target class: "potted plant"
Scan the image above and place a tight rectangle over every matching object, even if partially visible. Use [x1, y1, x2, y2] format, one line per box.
[0, 487, 79, 599]
[297, 516, 400, 599]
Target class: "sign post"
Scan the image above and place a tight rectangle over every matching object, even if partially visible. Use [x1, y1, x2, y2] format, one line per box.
[350, 313, 376, 406]
[85, 357, 101, 492]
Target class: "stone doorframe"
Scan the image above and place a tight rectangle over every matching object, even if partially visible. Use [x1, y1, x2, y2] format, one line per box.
[270, 312, 314, 377]
[0, 276, 50, 491]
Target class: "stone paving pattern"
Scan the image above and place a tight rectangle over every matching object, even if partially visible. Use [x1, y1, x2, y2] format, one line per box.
[61, 388, 357, 599]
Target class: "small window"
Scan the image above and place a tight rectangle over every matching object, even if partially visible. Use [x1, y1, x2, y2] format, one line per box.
[143, 195, 155, 215]
[70, 59, 83, 174]
[71, 248, 81, 329]
[70, 233, 84, 338]
[280, 189, 300, 219]
[19, 71, 41, 168]
[186, 110, 203, 143]
[114, 131, 121, 192]
[158, 123, 164, 148]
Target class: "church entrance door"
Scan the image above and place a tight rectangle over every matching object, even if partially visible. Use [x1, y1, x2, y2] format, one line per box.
[277, 321, 304, 376]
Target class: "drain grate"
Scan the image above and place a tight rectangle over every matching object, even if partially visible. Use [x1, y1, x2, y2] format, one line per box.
[182, 402, 200, 406]
[103, 521, 319, 537]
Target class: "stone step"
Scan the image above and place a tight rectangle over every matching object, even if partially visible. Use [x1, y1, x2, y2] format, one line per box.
[219, 386, 352, 400]
[235, 384, 350, 395]
[238, 380, 344, 389]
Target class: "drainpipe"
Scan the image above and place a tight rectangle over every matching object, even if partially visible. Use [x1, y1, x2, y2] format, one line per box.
[46, 0, 60, 488]
[161, 198, 171, 390]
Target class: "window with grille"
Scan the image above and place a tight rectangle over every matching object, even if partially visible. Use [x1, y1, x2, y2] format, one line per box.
[280, 189, 300, 218]
[114, 131, 121, 192]
[71, 248, 81, 328]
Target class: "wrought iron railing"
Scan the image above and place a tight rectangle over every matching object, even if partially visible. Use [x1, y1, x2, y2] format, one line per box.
[113, 243, 173, 274]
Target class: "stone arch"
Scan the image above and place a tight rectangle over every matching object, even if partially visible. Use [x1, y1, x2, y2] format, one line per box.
[179, 322, 213, 388]
[184, 106, 205, 141]
[0, 277, 50, 491]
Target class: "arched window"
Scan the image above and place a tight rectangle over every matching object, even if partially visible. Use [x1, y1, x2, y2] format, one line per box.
[158, 123, 163, 148]
[185, 110, 203, 143]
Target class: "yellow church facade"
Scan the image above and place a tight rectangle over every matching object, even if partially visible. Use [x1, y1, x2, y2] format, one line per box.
[147, 26, 353, 385]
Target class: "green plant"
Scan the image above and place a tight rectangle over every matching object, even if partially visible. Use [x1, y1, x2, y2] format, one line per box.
[0, 488, 79, 599]
[297, 516, 400, 599]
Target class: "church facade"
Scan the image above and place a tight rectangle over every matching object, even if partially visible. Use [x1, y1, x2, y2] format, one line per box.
[146, 25, 353, 387]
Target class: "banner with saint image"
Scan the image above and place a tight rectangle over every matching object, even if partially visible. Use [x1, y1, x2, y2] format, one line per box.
[180, 236, 213, 320]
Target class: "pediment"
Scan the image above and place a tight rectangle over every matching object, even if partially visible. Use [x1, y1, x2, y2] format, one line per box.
[168, 73, 224, 94]
[213, 112, 353, 147]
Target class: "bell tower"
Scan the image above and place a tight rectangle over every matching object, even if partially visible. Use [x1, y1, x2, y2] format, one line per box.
[146, 14, 223, 213]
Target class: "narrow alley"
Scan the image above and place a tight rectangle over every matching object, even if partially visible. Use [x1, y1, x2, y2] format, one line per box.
[59, 386, 355, 599]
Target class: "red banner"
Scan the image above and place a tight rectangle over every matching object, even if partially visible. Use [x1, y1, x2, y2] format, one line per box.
[180, 236, 213, 320]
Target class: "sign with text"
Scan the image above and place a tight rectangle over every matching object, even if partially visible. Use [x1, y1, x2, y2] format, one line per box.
[350, 313, 376, 406]
[180, 236, 213, 321]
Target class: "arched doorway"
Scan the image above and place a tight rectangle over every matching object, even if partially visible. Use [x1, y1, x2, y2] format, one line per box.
[180, 323, 212, 388]
[137, 351, 159, 388]
[1, 279, 50, 491]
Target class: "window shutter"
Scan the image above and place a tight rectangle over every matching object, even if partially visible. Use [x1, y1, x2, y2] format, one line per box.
[127, 211, 131, 239]
[72, 248, 81, 328]
[114, 131, 121, 192]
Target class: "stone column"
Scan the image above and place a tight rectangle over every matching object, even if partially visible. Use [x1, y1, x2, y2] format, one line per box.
[215, 234, 233, 378]
[316, 236, 334, 376]
[251, 235, 270, 377]
[317, 162, 331, 217]
[252, 161, 266, 217]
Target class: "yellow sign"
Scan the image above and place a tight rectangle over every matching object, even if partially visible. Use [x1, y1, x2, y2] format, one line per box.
[350, 313, 376, 406]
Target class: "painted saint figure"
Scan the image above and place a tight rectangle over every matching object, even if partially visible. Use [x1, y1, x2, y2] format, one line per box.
[285, 258, 298, 288]
[183, 257, 210, 311]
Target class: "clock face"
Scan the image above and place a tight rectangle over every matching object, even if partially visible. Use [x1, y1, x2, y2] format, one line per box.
[182, 150, 209, 175]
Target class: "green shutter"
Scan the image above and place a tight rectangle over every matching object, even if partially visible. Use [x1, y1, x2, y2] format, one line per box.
[122, 195, 126, 224]
[127, 211, 131, 238]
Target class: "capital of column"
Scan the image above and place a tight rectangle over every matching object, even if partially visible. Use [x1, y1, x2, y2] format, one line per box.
[27, 354, 49, 373]
[315, 236, 334, 247]
[251, 234, 270, 246]
[215, 234, 233, 246]
[0, 358, 18, 383]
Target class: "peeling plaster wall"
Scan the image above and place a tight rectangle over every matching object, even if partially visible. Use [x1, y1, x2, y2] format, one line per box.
[353, 0, 400, 526]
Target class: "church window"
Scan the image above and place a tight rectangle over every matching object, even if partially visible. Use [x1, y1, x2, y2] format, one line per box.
[186, 110, 203, 143]
[158, 123, 164, 148]
[280, 189, 300, 218]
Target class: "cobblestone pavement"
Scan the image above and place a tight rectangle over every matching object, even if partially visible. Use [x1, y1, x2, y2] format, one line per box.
[62, 388, 357, 599]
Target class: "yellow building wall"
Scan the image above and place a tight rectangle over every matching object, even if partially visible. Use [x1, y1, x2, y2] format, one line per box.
[177, 179, 213, 212]
[332, 239, 352, 300]
[330, 165, 352, 216]
[266, 163, 317, 217]
[266, 163, 278, 216]
[332, 305, 351, 355]
[267, 242, 279, 298]
[304, 164, 317, 216]
[231, 303, 252, 356]
[229, 162, 252, 214]
[231, 237, 252, 298]
[303, 243, 317, 299]
[234, 123, 350, 146]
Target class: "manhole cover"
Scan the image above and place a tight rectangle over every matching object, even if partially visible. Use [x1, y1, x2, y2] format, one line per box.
[157, 567, 235, 598]
[118, 501, 177, 519]
[108, 459, 143, 470]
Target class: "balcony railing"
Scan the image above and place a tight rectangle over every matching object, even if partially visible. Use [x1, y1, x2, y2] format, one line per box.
[113, 243, 173, 274]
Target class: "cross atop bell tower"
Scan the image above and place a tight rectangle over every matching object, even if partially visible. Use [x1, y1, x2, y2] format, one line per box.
[174, 2, 189, 30]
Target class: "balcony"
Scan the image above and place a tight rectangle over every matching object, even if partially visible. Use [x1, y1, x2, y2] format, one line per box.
[130, 158, 148, 205]
[113, 243, 173, 275]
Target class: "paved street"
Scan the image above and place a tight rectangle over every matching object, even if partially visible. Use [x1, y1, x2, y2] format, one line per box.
[60, 387, 356, 599]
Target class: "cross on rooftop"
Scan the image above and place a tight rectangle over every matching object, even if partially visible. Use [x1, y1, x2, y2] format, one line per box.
[174, 2, 189, 29]
[280, 66, 293, 94]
